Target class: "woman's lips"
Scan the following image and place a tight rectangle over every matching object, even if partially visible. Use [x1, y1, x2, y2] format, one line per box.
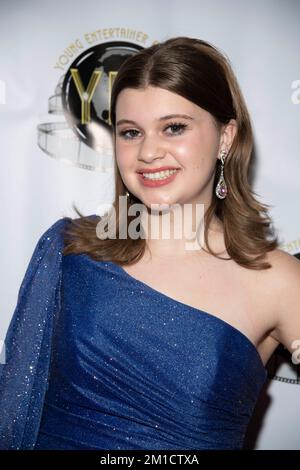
[137, 169, 180, 187]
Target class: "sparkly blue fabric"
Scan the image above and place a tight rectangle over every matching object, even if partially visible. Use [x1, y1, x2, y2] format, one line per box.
[0, 218, 67, 449]
[0, 217, 267, 450]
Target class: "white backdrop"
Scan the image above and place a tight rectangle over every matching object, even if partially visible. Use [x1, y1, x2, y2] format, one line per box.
[0, 0, 299, 449]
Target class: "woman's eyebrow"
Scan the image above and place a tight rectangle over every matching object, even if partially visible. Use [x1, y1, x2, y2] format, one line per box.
[116, 114, 194, 126]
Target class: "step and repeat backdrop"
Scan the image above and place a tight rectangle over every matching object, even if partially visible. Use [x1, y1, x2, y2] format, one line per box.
[0, 0, 299, 449]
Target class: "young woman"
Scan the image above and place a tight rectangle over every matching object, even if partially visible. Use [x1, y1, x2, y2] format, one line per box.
[1, 36, 299, 450]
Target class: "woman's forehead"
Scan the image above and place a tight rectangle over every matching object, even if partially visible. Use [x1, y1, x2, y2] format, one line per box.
[115, 87, 208, 121]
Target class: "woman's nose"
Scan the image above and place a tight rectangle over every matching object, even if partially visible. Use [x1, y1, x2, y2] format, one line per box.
[138, 133, 166, 160]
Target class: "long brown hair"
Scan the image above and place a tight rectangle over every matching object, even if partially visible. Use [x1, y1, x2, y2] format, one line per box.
[63, 36, 279, 269]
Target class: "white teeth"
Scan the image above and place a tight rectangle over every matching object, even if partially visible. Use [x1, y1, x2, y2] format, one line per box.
[142, 169, 178, 180]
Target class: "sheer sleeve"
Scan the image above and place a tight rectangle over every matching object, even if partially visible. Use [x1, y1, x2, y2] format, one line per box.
[0, 217, 70, 449]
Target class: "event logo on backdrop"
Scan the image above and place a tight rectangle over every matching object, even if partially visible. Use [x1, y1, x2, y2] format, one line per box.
[37, 31, 159, 172]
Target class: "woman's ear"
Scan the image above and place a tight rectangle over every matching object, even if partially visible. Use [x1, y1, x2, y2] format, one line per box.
[219, 119, 237, 153]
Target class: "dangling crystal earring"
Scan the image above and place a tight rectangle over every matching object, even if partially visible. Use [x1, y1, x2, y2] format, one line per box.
[215, 150, 228, 199]
[125, 190, 130, 197]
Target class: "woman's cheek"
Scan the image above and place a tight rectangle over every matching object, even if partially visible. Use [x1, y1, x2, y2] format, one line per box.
[116, 147, 131, 171]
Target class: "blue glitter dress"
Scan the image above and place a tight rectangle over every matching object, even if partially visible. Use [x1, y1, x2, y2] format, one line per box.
[0, 217, 267, 450]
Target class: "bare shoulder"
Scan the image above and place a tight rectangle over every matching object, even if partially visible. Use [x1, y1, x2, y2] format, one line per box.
[266, 247, 300, 280]
[264, 247, 300, 355]
[264, 247, 300, 302]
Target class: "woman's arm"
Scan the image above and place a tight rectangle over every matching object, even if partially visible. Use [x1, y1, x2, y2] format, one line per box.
[0, 217, 69, 450]
[269, 249, 300, 364]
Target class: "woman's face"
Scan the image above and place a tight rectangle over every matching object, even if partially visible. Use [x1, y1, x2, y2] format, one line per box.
[115, 85, 234, 209]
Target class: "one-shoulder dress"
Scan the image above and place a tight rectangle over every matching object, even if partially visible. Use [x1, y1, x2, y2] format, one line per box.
[0, 217, 267, 450]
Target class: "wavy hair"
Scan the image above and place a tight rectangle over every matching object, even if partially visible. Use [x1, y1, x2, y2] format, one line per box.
[63, 36, 279, 269]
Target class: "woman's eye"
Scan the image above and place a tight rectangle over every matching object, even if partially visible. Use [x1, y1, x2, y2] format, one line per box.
[165, 122, 188, 135]
[118, 122, 188, 140]
[118, 129, 140, 139]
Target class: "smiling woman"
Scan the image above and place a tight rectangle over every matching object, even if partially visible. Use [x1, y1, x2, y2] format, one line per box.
[63, 36, 278, 270]
[1, 36, 300, 451]
[114, 86, 234, 233]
